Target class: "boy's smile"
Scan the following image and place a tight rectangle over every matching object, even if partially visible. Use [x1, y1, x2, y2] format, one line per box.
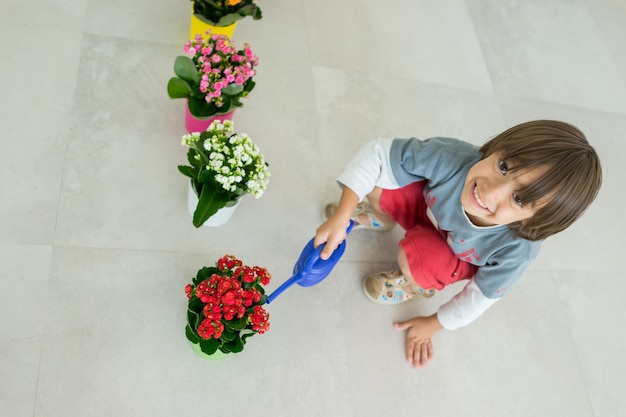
[461, 153, 544, 227]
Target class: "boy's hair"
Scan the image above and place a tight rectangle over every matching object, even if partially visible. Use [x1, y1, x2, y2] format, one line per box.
[480, 120, 602, 241]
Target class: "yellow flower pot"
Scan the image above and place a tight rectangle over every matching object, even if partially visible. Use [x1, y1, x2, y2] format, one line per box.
[190, 12, 237, 40]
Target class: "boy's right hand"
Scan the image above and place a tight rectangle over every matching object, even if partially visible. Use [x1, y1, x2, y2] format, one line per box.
[314, 187, 361, 260]
[314, 216, 351, 260]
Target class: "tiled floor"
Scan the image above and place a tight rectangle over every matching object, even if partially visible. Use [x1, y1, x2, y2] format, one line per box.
[1, 1, 625, 416]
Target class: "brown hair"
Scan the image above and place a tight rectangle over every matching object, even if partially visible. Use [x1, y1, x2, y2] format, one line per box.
[480, 120, 602, 241]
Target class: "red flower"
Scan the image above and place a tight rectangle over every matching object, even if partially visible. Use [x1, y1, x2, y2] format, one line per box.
[203, 303, 222, 319]
[217, 254, 242, 271]
[186, 255, 272, 349]
[221, 289, 238, 306]
[254, 266, 271, 286]
[250, 305, 270, 334]
[198, 318, 224, 340]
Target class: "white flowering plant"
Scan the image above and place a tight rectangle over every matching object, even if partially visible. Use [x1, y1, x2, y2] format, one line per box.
[179, 120, 270, 227]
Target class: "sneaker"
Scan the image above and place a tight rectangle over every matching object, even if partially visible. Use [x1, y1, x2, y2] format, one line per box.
[362, 270, 435, 305]
[323, 202, 394, 231]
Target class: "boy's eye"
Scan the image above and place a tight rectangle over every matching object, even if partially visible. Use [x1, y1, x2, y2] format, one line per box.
[513, 193, 523, 207]
[498, 160, 508, 175]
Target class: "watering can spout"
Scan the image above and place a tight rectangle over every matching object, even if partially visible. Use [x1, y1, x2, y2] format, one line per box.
[266, 220, 355, 304]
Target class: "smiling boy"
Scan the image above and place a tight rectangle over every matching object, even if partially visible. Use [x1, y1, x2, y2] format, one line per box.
[314, 120, 602, 368]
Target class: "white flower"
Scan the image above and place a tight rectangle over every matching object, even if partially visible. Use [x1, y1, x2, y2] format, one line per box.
[180, 120, 270, 197]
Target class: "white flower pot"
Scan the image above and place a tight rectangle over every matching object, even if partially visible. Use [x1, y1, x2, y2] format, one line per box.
[187, 183, 240, 227]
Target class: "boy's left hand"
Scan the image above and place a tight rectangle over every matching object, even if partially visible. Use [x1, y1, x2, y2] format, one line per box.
[393, 314, 442, 368]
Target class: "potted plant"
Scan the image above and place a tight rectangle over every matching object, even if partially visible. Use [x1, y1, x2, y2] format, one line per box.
[191, 0, 262, 27]
[185, 254, 271, 357]
[179, 119, 270, 227]
[167, 32, 259, 132]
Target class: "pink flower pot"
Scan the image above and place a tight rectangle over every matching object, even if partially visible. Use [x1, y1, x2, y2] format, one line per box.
[185, 106, 235, 134]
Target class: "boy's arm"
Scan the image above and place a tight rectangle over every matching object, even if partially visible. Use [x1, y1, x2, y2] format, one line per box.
[437, 279, 500, 329]
[315, 138, 398, 260]
[314, 186, 360, 260]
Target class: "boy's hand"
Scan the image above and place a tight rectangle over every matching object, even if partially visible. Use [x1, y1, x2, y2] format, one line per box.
[314, 217, 350, 260]
[314, 187, 360, 260]
[393, 314, 443, 368]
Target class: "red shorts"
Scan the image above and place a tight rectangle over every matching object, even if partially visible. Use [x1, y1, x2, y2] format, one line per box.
[379, 182, 477, 290]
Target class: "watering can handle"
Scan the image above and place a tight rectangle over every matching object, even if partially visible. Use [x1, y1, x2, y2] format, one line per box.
[302, 220, 355, 270]
[265, 220, 355, 304]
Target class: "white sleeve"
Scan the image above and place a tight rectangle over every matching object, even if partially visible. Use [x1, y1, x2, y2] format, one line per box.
[336, 138, 400, 200]
[436, 279, 500, 330]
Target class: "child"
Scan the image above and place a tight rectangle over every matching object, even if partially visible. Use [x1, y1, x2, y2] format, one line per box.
[313, 120, 602, 369]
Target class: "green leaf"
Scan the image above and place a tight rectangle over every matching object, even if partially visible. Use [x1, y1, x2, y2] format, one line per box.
[178, 165, 197, 179]
[185, 324, 200, 344]
[216, 13, 244, 26]
[187, 148, 202, 169]
[196, 266, 220, 281]
[173, 56, 200, 84]
[221, 327, 236, 342]
[220, 95, 232, 113]
[187, 307, 201, 331]
[187, 97, 220, 118]
[198, 338, 221, 355]
[237, 4, 258, 17]
[241, 331, 256, 342]
[224, 317, 247, 331]
[223, 335, 245, 353]
[243, 79, 256, 93]
[192, 183, 232, 227]
[167, 77, 193, 99]
[221, 83, 244, 96]
[188, 296, 204, 313]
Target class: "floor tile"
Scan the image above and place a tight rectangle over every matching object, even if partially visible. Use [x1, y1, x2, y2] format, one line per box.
[0, 24, 82, 244]
[1, 0, 625, 415]
[469, 0, 626, 112]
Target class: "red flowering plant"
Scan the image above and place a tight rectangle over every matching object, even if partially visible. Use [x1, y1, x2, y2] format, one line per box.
[185, 255, 271, 356]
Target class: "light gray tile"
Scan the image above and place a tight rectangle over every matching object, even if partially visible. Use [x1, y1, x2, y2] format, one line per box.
[0, 0, 88, 30]
[589, 1, 626, 90]
[469, 0, 626, 113]
[304, 0, 493, 92]
[554, 270, 626, 417]
[341, 270, 594, 416]
[37, 247, 353, 416]
[0, 244, 46, 417]
[0, 338, 42, 417]
[2, 0, 626, 415]
[0, 24, 82, 244]
[0, 244, 52, 338]
[84, 0, 189, 44]
[232, 0, 309, 64]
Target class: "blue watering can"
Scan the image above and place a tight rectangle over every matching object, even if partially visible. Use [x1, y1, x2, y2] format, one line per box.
[266, 220, 355, 304]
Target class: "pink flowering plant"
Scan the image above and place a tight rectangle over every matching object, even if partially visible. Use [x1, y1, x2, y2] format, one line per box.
[167, 32, 259, 118]
[185, 255, 271, 356]
[191, 0, 262, 27]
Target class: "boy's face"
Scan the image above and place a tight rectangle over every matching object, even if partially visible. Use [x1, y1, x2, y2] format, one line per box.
[461, 153, 544, 227]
